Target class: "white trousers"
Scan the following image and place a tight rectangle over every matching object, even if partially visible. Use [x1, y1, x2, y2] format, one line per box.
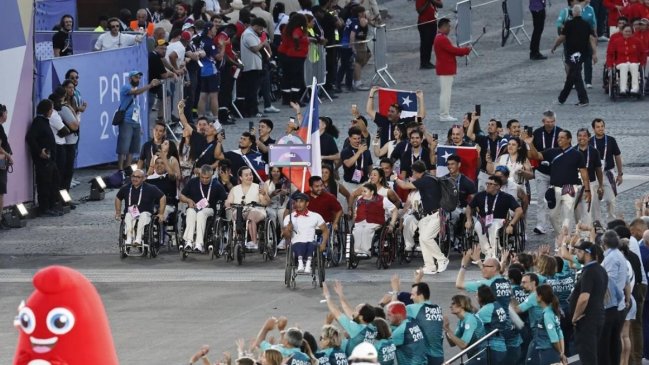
[477, 171, 490, 192]
[474, 217, 504, 259]
[124, 212, 152, 243]
[183, 207, 214, 248]
[535, 171, 551, 230]
[403, 213, 419, 251]
[418, 212, 446, 270]
[352, 220, 380, 254]
[616, 62, 640, 93]
[574, 188, 593, 226]
[591, 171, 617, 223]
[439, 75, 455, 118]
[549, 186, 577, 234]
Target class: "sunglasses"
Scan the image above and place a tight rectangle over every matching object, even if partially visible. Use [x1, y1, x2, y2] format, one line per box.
[110, 24, 120, 29]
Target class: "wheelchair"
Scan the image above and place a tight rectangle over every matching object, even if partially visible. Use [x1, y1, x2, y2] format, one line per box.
[345, 222, 397, 270]
[224, 203, 278, 265]
[467, 213, 526, 261]
[321, 217, 349, 268]
[117, 213, 162, 259]
[605, 65, 645, 101]
[159, 201, 181, 252]
[284, 231, 325, 289]
[179, 202, 227, 261]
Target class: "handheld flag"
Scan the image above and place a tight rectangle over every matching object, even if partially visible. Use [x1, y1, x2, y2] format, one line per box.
[378, 88, 418, 118]
[436, 145, 479, 182]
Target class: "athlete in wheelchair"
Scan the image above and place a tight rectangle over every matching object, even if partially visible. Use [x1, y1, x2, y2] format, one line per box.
[266, 166, 292, 250]
[464, 175, 524, 260]
[282, 192, 328, 288]
[146, 158, 180, 249]
[493, 166, 528, 252]
[347, 183, 398, 268]
[178, 165, 228, 255]
[224, 166, 272, 264]
[605, 24, 646, 98]
[307, 176, 345, 267]
[441, 155, 477, 253]
[114, 169, 166, 258]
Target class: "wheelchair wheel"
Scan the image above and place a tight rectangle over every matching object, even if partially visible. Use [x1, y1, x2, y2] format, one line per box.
[285, 243, 294, 288]
[118, 220, 127, 259]
[377, 227, 394, 270]
[264, 220, 278, 261]
[497, 227, 509, 261]
[235, 242, 244, 265]
[609, 68, 617, 101]
[222, 220, 233, 261]
[147, 221, 161, 258]
[318, 249, 325, 287]
[345, 233, 358, 269]
[515, 219, 526, 253]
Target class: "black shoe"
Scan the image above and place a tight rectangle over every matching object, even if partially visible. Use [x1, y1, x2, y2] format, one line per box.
[42, 209, 60, 217]
[420, 63, 435, 69]
[575, 102, 589, 107]
[530, 54, 548, 60]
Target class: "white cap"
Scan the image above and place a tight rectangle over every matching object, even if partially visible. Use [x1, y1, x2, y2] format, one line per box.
[348, 343, 378, 362]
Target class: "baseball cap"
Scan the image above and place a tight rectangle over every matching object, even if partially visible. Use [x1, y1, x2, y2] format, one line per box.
[181, 31, 192, 41]
[348, 343, 378, 362]
[573, 240, 594, 253]
[155, 39, 169, 47]
[182, 22, 195, 31]
[292, 192, 310, 201]
[128, 71, 143, 78]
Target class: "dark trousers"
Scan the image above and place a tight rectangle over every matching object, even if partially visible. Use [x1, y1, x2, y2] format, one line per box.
[559, 57, 588, 103]
[582, 48, 593, 84]
[575, 317, 603, 365]
[61, 144, 76, 190]
[239, 69, 263, 116]
[35, 161, 60, 212]
[560, 311, 575, 356]
[598, 307, 625, 365]
[260, 66, 272, 108]
[219, 65, 235, 112]
[530, 9, 545, 56]
[418, 21, 437, 66]
[591, 0, 608, 37]
[55, 144, 66, 190]
[337, 48, 354, 88]
[631, 284, 646, 365]
[325, 46, 338, 90]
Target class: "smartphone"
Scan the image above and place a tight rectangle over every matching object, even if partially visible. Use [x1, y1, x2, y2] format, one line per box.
[475, 104, 481, 117]
[248, 121, 254, 132]
[432, 133, 438, 140]
[525, 126, 534, 136]
[289, 117, 295, 124]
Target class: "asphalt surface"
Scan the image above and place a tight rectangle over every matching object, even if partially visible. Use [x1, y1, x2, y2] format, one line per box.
[2, 0, 649, 363]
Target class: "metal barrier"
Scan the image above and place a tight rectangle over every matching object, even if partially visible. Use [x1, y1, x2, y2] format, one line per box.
[35, 31, 145, 59]
[456, 0, 473, 47]
[505, 0, 531, 45]
[371, 25, 396, 87]
[443, 329, 499, 365]
[302, 43, 332, 102]
[159, 77, 185, 142]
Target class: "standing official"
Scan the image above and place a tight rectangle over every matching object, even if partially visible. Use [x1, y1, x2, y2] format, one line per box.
[531, 111, 562, 235]
[434, 18, 471, 123]
[416, 0, 443, 69]
[529, 0, 548, 60]
[590, 118, 622, 223]
[575, 128, 603, 226]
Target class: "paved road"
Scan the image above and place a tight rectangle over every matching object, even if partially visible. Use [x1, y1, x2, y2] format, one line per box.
[2, 0, 649, 362]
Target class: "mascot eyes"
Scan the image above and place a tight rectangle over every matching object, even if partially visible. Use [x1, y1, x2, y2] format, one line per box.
[46, 308, 75, 335]
[18, 307, 36, 334]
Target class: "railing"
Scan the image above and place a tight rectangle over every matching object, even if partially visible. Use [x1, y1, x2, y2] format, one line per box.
[443, 329, 499, 365]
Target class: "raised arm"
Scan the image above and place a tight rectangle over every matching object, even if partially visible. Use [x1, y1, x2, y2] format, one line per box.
[415, 90, 425, 119]
[366, 86, 379, 120]
[333, 280, 355, 317]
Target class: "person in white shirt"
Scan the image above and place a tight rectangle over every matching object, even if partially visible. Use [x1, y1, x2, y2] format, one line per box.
[94, 17, 143, 51]
[282, 192, 329, 274]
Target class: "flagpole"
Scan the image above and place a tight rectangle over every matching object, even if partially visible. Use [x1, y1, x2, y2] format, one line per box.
[300, 77, 317, 192]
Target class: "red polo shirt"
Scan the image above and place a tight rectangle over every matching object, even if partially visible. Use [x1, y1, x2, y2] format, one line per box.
[433, 32, 471, 75]
[308, 191, 342, 223]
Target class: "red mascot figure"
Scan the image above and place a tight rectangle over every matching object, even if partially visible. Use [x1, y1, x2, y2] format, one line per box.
[13, 265, 119, 365]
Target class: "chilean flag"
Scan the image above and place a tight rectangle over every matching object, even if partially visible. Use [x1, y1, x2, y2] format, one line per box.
[283, 78, 321, 192]
[378, 88, 418, 118]
[436, 145, 479, 182]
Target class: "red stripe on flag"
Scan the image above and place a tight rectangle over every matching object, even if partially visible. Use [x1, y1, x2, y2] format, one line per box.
[378, 89, 398, 116]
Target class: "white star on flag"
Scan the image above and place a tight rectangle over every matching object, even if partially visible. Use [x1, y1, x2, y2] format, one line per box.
[441, 151, 452, 161]
[254, 155, 264, 164]
[401, 95, 412, 107]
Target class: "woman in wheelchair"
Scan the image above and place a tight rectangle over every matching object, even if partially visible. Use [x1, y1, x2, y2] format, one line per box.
[282, 192, 328, 274]
[464, 175, 523, 259]
[114, 169, 166, 247]
[266, 166, 293, 236]
[179, 165, 227, 252]
[146, 157, 179, 223]
[225, 166, 271, 250]
[348, 168, 401, 212]
[606, 24, 646, 94]
[351, 183, 398, 257]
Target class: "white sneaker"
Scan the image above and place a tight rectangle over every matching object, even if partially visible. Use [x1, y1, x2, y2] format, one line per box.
[533, 225, 547, 235]
[436, 259, 450, 273]
[586, 84, 592, 89]
[297, 258, 305, 273]
[184, 241, 193, 250]
[124, 237, 132, 245]
[277, 239, 286, 250]
[620, 88, 628, 94]
[630, 88, 640, 94]
[305, 259, 313, 274]
[264, 105, 280, 113]
[246, 241, 258, 250]
[439, 115, 458, 122]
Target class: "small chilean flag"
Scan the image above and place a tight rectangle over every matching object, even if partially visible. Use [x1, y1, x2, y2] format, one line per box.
[378, 88, 418, 118]
[436, 145, 479, 182]
[283, 78, 321, 192]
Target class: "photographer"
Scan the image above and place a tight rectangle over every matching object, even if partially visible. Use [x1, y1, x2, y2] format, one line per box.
[0, 104, 13, 228]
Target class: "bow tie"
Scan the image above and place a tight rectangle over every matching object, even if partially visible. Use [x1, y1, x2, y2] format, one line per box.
[294, 210, 309, 217]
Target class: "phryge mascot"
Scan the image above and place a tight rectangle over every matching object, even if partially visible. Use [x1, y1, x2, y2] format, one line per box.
[13, 265, 119, 365]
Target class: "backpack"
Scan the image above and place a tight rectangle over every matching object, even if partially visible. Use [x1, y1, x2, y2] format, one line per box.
[434, 175, 458, 212]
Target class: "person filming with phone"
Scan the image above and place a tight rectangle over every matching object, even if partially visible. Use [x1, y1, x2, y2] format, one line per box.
[341, 127, 373, 193]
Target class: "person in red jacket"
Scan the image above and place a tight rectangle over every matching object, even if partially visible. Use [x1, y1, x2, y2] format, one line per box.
[622, 0, 648, 21]
[277, 13, 309, 105]
[433, 18, 471, 123]
[606, 24, 646, 92]
[416, 0, 444, 69]
[351, 183, 397, 256]
[635, 18, 649, 62]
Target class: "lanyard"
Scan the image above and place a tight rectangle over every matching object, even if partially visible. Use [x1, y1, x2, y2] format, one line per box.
[197, 141, 215, 161]
[580, 146, 590, 167]
[542, 127, 556, 150]
[591, 135, 607, 164]
[356, 148, 364, 169]
[200, 181, 212, 201]
[485, 192, 499, 215]
[411, 147, 422, 165]
[551, 146, 575, 163]
[128, 185, 143, 207]
[488, 138, 499, 160]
